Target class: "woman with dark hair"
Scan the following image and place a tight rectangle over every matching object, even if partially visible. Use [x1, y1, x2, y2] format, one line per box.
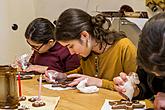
[52, 8, 137, 90]
[114, 12, 165, 109]
[24, 18, 80, 73]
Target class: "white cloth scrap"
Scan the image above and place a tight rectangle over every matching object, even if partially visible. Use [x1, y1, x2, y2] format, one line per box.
[121, 77, 134, 101]
[76, 78, 99, 94]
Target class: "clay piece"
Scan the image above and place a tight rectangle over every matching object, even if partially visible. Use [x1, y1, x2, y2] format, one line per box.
[52, 81, 72, 88]
[27, 97, 46, 108]
[52, 83, 67, 88]
[19, 96, 26, 101]
[28, 97, 38, 102]
[109, 99, 145, 109]
[18, 105, 29, 110]
[32, 101, 46, 107]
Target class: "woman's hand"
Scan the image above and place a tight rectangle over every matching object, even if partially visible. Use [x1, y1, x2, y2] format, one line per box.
[44, 70, 67, 83]
[154, 92, 165, 110]
[113, 72, 140, 97]
[24, 65, 48, 73]
[113, 72, 128, 93]
[67, 74, 102, 87]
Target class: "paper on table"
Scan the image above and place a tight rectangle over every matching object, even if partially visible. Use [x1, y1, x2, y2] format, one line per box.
[43, 84, 75, 90]
[101, 99, 146, 110]
[19, 96, 60, 110]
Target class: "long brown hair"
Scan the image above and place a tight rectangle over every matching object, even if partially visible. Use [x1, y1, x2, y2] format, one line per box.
[56, 8, 126, 50]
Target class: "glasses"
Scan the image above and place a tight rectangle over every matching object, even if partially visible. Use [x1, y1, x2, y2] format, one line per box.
[27, 40, 45, 52]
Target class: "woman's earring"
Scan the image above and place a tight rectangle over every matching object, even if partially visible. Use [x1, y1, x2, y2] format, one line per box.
[87, 38, 92, 49]
[85, 39, 88, 47]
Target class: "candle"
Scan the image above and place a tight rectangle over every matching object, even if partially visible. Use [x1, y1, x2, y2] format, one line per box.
[38, 74, 42, 100]
[17, 72, 22, 97]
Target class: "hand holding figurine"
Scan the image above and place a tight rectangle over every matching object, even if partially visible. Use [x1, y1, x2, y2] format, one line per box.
[113, 72, 140, 100]
[12, 54, 30, 71]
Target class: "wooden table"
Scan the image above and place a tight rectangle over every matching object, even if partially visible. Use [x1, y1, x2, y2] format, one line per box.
[21, 75, 153, 110]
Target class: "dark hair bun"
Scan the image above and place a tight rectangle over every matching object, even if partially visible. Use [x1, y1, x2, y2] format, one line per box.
[91, 14, 111, 30]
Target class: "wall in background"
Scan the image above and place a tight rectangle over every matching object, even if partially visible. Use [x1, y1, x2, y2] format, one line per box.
[87, 0, 146, 13]
[0, 0, 10, 64]
[0, 0, 147, 64]
[0, 0, 35, 65]
[34, 0, 147, 20]
[34, 0, 90, 21]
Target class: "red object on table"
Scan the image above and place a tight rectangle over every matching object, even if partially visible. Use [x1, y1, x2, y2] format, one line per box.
[17, 73, 22, 97]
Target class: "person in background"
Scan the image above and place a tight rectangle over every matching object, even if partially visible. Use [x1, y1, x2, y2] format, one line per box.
[119, 5, 134, 14]
[50, 8, 137, 90]
[24, 18, 80, 74]
[113, 12, 165, 110]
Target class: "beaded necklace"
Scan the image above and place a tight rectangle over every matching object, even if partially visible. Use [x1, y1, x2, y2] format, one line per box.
[94, 44, 108, 77]
[94, 55, 99, 77]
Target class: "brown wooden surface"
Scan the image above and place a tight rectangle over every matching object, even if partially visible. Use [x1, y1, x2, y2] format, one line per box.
[21, 75, 153, 110]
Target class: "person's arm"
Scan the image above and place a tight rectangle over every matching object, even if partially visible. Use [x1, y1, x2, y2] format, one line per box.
[102, 79, 116, 90]
[67, 74, 102, 87]
[29, 52, 64, 73]
[24, 65, 48, 73]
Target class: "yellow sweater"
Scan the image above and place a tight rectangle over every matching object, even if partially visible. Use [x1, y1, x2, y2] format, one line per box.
[67, 38, 137, 90]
